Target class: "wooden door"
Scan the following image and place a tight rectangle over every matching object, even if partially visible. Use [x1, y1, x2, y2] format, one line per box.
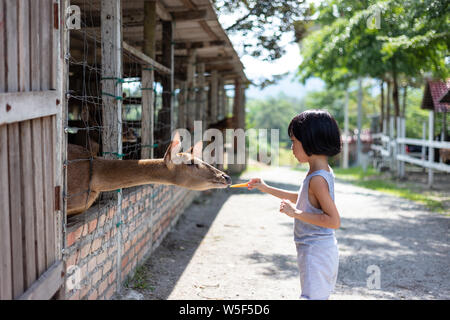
[0, 0, 65, 299]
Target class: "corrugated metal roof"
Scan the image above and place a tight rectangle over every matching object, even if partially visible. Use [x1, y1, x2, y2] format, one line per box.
[420, 79, 450, 112]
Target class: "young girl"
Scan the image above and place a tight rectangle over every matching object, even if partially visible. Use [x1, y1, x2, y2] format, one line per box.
[248, 109, 341, 300]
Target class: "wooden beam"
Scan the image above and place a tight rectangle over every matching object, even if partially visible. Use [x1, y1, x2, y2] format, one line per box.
[0, 91, 60, 125]
[18, 261, 63, 300]
[179, 0, 197, 10]
[156, 1, 172, 21]
[199, 21, 220, 41]
[171, 10, 207, 21]
[131, 40, 225, 51]
[122, 42, 171, 74]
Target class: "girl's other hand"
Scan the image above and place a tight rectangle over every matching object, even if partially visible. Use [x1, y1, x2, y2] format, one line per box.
[247, 178, 266, 191]
[280, 199, 297, 217]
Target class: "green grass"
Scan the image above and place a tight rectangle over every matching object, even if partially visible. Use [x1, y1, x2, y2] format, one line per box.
[124, 265, 154, 291]
[333, 166, 445, 213]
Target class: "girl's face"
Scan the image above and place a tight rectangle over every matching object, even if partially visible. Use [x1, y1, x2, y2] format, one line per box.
[290, 135, 309, 163]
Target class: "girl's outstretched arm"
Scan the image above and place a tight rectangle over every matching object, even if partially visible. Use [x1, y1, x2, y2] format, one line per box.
[248, 178, 298, 203]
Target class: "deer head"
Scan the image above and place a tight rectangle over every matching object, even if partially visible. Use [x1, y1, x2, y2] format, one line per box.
[163, 132, 232, 190]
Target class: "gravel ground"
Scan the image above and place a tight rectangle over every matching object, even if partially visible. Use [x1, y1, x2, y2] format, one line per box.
[116, 166, 449, 300]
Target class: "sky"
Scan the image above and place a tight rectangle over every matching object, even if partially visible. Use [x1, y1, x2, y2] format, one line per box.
[217, 1, 325, 100]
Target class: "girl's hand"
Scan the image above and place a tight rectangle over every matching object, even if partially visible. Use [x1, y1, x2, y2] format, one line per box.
[280, 199, 297, 218]
[247, 178, 267, 191]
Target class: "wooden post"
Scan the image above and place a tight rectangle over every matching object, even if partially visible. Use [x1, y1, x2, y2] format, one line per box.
[428, 111, 434, 187]
[228, 79, 243, 174]
[356, 77, 363, 166]
[186, 50, 196, 132]
[233, 79, 242, 128]
[196, 62, 206, 131]
[217, 77, 224, 120]
[156, 20, 173, 157]
[421, 122, 427, 165]
[101, 0, 122, 159]
[141, 0, 156, 159]
[401, 117, 406, 177]
[210, 70, 218, 124]
[101, 0, 123, 293]
[396, 116, 401, 175]
[178, 82, 187, 129]
[343, 89, 349, 168]
[240, 84, 247, 171]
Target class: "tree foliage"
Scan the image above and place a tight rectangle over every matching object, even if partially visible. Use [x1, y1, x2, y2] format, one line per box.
[246, 93, 304, 145]
[212, 0, 311, 62]
[298, 0, 449, 85]
[297, 0, 449, 129]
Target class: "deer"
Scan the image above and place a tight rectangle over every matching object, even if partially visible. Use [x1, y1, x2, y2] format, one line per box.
[67, 131, 232, 216]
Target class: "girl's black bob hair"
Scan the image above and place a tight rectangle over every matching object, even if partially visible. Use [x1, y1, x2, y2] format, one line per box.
[288, 109, 342, 157]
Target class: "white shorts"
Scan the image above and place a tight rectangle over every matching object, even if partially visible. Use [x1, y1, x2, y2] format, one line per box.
[296, 242, 339, 300]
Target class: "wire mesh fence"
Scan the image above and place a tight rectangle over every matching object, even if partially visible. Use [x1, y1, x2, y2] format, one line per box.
[65, 1, 175, 215]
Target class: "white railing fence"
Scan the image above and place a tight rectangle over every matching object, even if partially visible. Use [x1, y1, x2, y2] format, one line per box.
[370, 111, 450, 187]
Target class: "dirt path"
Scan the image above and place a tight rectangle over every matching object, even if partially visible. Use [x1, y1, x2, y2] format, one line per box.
[116, 166, 449, 300]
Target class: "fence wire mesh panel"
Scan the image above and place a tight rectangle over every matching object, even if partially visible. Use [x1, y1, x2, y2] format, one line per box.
[65, 1, 174, 217]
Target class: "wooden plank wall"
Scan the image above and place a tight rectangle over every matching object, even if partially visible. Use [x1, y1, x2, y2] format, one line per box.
[0, 0, 58, 299]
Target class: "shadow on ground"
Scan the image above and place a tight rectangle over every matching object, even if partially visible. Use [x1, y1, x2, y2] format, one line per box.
[125, 177, 300, 299]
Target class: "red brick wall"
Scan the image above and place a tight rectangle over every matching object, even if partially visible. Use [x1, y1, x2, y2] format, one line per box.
[63, 184, 199, 300]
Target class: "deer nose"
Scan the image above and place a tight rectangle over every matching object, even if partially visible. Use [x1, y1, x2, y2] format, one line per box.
[223, 174, 232, 185]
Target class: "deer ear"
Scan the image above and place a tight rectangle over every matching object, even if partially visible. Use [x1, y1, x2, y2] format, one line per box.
[164, 131, 182, 164]
[192, 139, 203, 160]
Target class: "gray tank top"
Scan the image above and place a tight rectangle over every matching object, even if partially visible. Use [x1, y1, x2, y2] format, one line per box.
[294, 169, 336, 245]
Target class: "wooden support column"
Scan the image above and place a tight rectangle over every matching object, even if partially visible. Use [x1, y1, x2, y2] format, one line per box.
[157, 20, 173, 157]
[209, 70, 218, 124]
[186, 50, 196, 132]
[196, 62, 206, 131]
[240, 82, 247, 171]
[101, 0, 122, 159]
[178, 82, 187, 129]
[233, 79, 242, 129]
[101, 0, 123, 292]
[141, 0, 156, 159]
[428, 111, 435, 187]
[228, 78, 244, 174]
[218, 77, 225, 120]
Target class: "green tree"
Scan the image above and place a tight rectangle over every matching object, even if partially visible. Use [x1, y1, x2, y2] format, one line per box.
[297, 0, 449, 128]
[246, 93, 305, 145]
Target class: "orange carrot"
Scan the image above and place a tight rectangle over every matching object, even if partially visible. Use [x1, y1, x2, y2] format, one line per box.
[229, 182, 249, 188]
